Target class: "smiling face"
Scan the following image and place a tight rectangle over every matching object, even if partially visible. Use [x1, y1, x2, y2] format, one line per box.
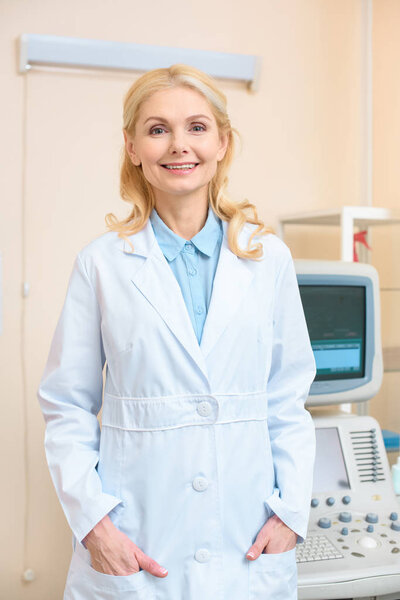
[124, 86, 228, 205]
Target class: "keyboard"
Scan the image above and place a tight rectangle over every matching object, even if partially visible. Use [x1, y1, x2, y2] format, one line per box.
[296, 535, 344, 563]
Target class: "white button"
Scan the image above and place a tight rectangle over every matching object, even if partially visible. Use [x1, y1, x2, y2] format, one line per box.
[194, 548, 211, 563]
[197, 401, 212, 417]
[192, 476, 208, 492]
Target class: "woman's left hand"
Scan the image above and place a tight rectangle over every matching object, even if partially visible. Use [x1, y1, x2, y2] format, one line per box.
[246, 514, 297, 559]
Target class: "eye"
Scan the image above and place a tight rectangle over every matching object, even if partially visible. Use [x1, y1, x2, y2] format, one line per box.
[191, 123, 206, 132]
[150, 127, 165, 134]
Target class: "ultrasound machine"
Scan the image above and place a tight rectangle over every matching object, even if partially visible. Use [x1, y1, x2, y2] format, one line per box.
[294, 260, 400, 600]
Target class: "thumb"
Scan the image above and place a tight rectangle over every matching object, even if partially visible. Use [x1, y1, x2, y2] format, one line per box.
[246, 538, 267, 561]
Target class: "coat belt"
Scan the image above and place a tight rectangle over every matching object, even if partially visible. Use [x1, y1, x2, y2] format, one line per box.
[101, 391, 268, 431]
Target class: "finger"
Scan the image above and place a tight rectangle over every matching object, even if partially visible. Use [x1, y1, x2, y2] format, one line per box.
[137, 553, 168, 578]
[246, 539, 267, 560]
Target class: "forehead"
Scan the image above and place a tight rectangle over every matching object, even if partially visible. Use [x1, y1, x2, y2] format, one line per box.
[138, 86, 215, 121]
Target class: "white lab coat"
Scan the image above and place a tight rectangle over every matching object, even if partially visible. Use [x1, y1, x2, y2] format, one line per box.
[38, 217, 316, 600]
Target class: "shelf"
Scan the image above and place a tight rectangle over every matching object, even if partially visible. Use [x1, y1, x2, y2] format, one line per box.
[278, 205, 400, 261]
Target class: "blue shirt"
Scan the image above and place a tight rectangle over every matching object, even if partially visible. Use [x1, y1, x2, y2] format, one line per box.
[150, 204, 223, 345]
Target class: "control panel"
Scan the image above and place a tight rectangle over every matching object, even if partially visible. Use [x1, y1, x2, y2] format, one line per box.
[297, 414, 400, 600]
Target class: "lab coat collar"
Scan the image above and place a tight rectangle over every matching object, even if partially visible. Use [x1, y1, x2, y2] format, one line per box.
[149, 204, 222, 262]
[120, 217, 255, 383]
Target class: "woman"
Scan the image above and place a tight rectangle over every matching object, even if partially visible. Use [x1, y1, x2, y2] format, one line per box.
[38, 64, 316, 600]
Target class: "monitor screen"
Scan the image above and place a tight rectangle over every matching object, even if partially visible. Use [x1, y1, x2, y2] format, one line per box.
[299, 285, 366, 382]
[313, 427, 350, 493]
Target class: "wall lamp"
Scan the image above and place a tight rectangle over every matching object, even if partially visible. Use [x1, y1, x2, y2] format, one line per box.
[19, 34, 261, 92]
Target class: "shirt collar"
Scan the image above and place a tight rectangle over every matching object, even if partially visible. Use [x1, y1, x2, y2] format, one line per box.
[150, 204, 222, 262]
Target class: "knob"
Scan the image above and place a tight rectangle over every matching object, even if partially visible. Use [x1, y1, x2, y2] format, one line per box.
[311, 498, 319, 508]
[341, 527, 349, 536]
[318, 517, 331, 529]
[339, 512, 352, 523]
[389, 512, 398, 521]
[365, 513, 378, 524]
[367, 525, 374, 533]
[326, 497, 335, 506]
[342, 496, 351, 505]
[391, 522, 400, 532]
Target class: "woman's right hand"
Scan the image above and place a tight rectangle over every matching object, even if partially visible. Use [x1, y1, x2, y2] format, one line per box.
[82, 515, 168, 578]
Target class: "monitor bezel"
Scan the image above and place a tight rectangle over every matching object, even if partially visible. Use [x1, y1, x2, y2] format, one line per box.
[297, 274, 375, 396]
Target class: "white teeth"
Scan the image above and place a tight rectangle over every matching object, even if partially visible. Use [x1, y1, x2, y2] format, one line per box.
[164, 163, 197, 170]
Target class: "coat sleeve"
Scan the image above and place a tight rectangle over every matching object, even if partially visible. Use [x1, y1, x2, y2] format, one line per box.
[37, 252, 123, 544]
[264, 242, 316, 544]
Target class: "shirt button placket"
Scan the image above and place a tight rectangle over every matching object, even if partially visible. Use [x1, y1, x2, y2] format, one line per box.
[184, 242, 203, 342]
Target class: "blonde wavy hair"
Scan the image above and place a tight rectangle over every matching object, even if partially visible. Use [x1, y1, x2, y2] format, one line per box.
[105, 63, 274, 260]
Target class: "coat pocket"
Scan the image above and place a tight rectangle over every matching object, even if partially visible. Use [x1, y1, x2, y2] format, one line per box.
[248, 547, 297, 600]
[64, 543, 156, 600]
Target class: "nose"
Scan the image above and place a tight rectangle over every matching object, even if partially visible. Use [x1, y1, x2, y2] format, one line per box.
[169, 131, 188, 155]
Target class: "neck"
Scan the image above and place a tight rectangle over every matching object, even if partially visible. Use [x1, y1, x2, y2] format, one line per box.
[153, 189, 209, 240]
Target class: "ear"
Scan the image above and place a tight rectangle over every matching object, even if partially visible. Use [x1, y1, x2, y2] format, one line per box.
[216, 132, 229, 162]
[123, 130, 141, 166]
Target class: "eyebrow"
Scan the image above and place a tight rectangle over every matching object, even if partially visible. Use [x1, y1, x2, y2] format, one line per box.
[144, 114, 213, 125]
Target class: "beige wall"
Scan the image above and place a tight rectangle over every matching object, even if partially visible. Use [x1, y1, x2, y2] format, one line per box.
[1, 0, 399, 597]
[368, 0, 400, 435]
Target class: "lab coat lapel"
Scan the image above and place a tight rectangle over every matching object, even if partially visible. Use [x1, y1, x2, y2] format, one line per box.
[200, 220, 254, 358]
[125, 221, 209, 381]
[123, 218, 254, 380]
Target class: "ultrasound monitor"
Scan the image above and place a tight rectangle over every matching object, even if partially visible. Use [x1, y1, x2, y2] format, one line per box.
[294, 260, 383, 406]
